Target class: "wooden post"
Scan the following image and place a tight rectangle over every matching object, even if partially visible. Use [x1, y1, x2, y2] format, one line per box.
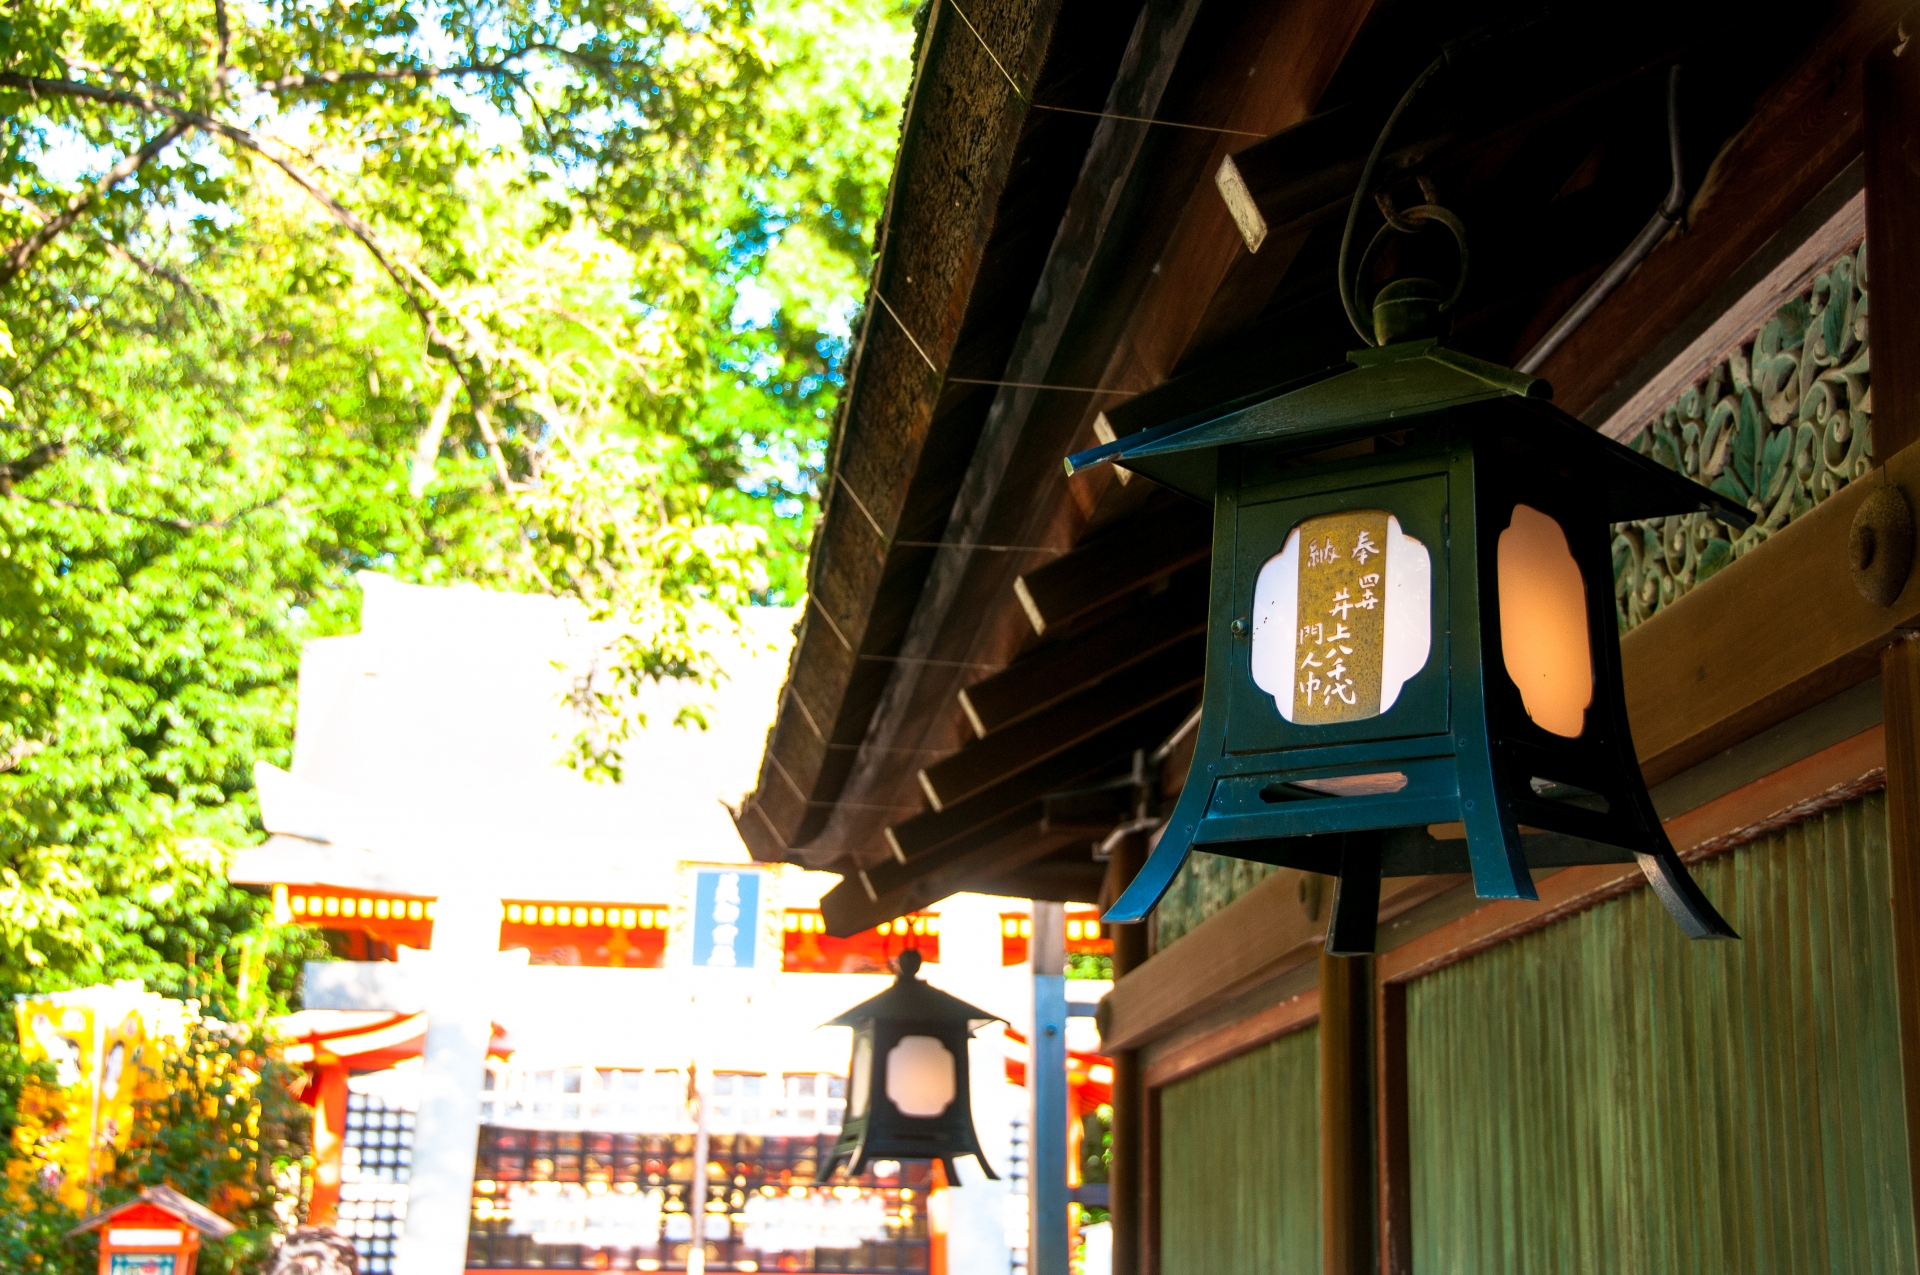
[1375, 982, 1412, 1275]
[1106, 830, 1150, 1275]
[1869, 20, 1920, 1253]
[1319, 951, 1375, 1275]
[307, 1062, 351, 1228]
[1867, 29, 1920, 461]
[1885, 634, 1920, 1252]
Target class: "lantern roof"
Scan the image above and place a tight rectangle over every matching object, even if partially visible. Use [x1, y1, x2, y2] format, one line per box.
[824, 951, 1002, 1031]
[68, 1185, 237, 1240]
[1066, 338, 1754, 529]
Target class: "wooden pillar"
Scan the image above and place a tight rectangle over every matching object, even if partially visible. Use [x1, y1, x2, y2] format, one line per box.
[307, 1061, 350, 1228]
[1105, 831, 1150, 1275]
[1867, 28, 1920, 461]
[1374, 982, 1411, 1275]
[1886, 634, 1920, 1251]
[1319, 952, 1375, 1275]
[1870, 20, 1920, 1253]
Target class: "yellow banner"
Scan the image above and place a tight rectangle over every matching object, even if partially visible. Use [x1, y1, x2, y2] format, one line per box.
[11, 984, 186, 1210]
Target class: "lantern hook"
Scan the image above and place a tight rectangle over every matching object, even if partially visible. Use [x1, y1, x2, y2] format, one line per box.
[1354, 203, 1469, 345]
[1337, 51, 1447, 344]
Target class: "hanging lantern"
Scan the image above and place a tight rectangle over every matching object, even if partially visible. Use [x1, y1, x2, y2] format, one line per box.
[1073, 199, 1753, 955]
[824, 950, 1001, 1180]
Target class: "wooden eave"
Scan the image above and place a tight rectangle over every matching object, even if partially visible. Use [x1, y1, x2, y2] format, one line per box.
[738, 0, 1905, 935]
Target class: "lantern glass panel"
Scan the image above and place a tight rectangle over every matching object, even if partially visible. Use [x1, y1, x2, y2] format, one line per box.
[884, 1035, 957, 1117]
[1496, 504, 1593, 738]
[847, 1033, 873, 1119]
[1251, 508, 1432, 723]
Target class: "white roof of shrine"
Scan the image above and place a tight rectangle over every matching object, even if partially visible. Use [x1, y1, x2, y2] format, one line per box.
[230, 574, 822, 903]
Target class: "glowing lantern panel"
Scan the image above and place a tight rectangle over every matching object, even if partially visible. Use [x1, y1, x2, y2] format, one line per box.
[1497, 504, 1593, 738]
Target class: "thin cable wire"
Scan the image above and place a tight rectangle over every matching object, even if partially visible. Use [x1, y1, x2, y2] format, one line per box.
[892, 540, 1065, 552]
[833, 471, 887, 542]
[873, 293, 1118, 394]
[950, 0, 1266, 139]
[872, 289, 939, 374]
[947, 376, 1117, 393]
[1030, 103, 1264, 138]
[949, 0, 1025, 99]
[859, 654, 1007, 669]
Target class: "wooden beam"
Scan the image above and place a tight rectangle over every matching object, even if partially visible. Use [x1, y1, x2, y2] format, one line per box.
[1013, 504, 1210, 635]
[924, 634, 1203, 810]
[971, 855, 1107, 903]
[1217, 17, 1723, 255]
[1139, 989, 1319, 1089]
[1867, 32, 1920, 458]
[887, 696, 1196, 860]
[1086, 0, 1382, 408]
[734, 0, 1150, 854]
[960, 572, 1206, 737]
[1320, 952, 1374, 1275]
[1622, 440, 1920, 784]
[1538, 1, 1892, 416]
[1099, 870, 1456, 1053]
[777, 0, 1220, 872]
[819, 814, 1079, 936]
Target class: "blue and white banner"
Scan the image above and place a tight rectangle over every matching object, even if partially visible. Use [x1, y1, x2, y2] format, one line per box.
[690, 868, 765, 969]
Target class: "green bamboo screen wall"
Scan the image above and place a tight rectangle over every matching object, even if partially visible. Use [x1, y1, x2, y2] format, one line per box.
[1159, 1026, 1320, 1275]
[1407, 793, 1914, 1273]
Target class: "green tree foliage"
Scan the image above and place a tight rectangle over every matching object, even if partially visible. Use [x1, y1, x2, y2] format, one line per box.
[0, 0, 913, 977]
[2, 1017, 311, 1273]
[0, 0, 915, 1240]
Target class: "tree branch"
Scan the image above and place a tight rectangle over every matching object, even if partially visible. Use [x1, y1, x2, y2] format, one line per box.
[212, 0, 233, 97]
[8, 488, 279, 531]
[0, 121, 192, 288]
[0, 72, 520, 488]
[0, 442, 67, 495]
[0, 185, 206, 299]
[251, 61, 525, 94]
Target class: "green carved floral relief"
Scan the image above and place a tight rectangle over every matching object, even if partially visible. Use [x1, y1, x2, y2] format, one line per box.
[1614, 242, 1871, 631]
[1152, 854, 1280, 951]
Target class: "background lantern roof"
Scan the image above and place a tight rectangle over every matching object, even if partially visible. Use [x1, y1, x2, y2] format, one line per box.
[825, 952, 1002, 1032]
[1068, 339, 1756, 531]
[69, 1185, 238, 1239]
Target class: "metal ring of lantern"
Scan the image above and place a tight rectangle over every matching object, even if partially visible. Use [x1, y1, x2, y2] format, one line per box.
[1353, 203, 1470, 320]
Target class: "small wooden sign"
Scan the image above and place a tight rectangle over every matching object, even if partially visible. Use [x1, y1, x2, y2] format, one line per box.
[1250, 509, 1431, 725]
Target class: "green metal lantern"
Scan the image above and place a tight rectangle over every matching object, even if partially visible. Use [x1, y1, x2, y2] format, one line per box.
[1073, 330, 1753, 953]
[823, 950, 1001, 1181]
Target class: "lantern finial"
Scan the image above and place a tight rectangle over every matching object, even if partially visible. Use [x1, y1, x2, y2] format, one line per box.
[895, 948, 924, 980]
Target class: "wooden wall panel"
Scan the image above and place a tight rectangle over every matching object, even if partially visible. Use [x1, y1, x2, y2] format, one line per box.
[1158, 1027, 1321, 1275]
[1402, 796, 1914, 1273]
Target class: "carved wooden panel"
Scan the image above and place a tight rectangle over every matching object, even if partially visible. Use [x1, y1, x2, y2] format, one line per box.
[1614, 243, 1872, 631]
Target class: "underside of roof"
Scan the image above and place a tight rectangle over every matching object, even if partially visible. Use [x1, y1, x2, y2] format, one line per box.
[734, 0, 1887, 935]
